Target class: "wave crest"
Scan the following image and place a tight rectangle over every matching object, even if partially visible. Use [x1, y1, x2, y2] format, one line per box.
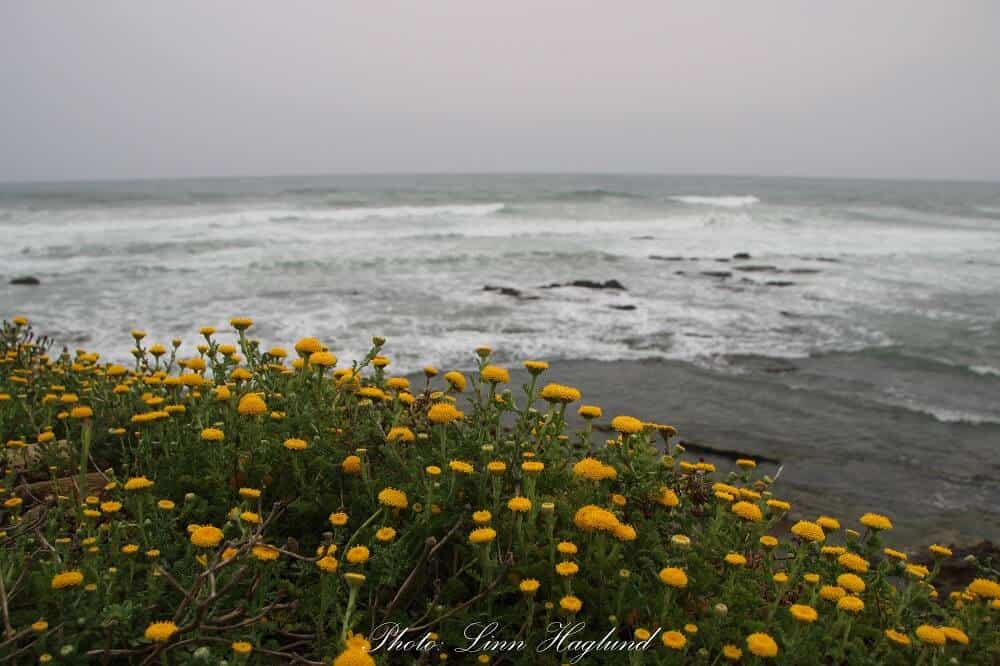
[670, 195, 760, 208]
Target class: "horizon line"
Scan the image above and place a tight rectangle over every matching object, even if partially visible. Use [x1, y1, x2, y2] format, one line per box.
[2, 169, 999, 188]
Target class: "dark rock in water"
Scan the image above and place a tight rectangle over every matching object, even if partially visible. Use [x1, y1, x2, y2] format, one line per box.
[630, 235, 656, 240]
[912, 541, 999, 594]
[679, 439, 781, 464]
[733, 252, 751, 260]
[787, 268, 821, 274]
[715, 258, 731, 263]
[10, 276, 41, 286]
[483, 285, 539, 300]
[765, 280, 796, 287]
[701, 271, 732, 279]
[649, 255, 685, 261]
[609, 304, 637, 311]
[735, 265, 780, 273]
[674, 271, 686, 275]
[542, 279, 627, 291]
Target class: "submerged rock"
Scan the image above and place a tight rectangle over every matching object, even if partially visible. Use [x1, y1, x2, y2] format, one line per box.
[649, 255, 685, 261]
[609, 304, 637, 311]
[10, 276, 41, 286]
[733, 252, 751, 260]
[541, 279, 627, 291]
[735, 265, 780, 273]
[701, 271, 732, 279]
[765, 280, 796, 287]
[483, 285, 539, 300]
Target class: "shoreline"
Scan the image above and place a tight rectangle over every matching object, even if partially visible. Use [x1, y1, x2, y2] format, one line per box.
[419, 357, 1000, 548]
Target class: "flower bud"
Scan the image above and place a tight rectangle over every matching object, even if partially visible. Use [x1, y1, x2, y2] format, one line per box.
[714, 603, 728, 617]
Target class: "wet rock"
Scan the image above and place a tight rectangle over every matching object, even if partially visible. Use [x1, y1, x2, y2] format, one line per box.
[701, 271, 732, 279]
[787, 268, 821, 274]
[541, 279, 627, 291]
[912, 541, 1000, 595]
[734, 265, 780, 273]
[10, 276, 41, 286]
[715, 258, 731, 263]
[483, 285, 539, 300]
[609, 304, 637, 311]
[733, 252, 751, 260]
[765, 280, 796, 287]
[649, 255, 685, 261]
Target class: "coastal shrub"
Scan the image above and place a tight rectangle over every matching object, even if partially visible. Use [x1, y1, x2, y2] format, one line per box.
[0, 316, 998, 664]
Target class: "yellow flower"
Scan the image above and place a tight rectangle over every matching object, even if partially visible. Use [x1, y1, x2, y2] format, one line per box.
[472, 510, 492, 525]
[736, 458, 756, 469]
[906, 564, 930, 579]
[790, 520, 825, 542]
[240, 511, 261, 524]
[157, 499, 175, 510]
[559, 595, 582, 613]
[480, 365, 510, 383]
[449, 460, 474, 475]
[375, 527, 396, 542]
[759, 535, 779, 549]
[610, 415, 643, 434]
[967, 578, 1000, 599]
[346, 545, 370, 564]
[428, 402, 464, 424]
[577, 404, 602, 419]
[837, 573, 866, 594]
[837, 552, 870, 573]
[819, 585, 847, 602]
[773, 572, 789, 585]
[722, 644, 743, 661]
[251, 545, 280, 562]
[317, 556, 339, 573]
[200, 427, 224, 442]
[144, 621, 178, 642]
[121, 544, 140, 555]
[230, 317, 253, 331]
[51, 570, 84, 589]
[884, 548, 908, 561]
[190, 525, 224, 548]
[329, 512, 349, 527]
[837, 595, 864, 614]
[557, 541, 578, 556]
[443, 371, 466, 392]
[237, 393, 267, 416]
[766, 499, 790, 512]
[659, 567, 688, 588]
[939, 626, 969, 644]
[283, 438, 308, 451]
[378, 487, 409, 509]
[70, 406, 94, 419]
[342, 455, 362, 474]
[884, 629, 910, 646]
[469, 527, 497, 545]
[126, 476, 155, 491]
[524, 360, 548, 375]
[507, 496, 531, 513]
[725, 553, 747, 567]
[572, 457, 616, 481]
[238, 487, 261, 499]
[294, 337, 324, 356]
[746, 633, 778, 658]
[232, 641, 253, 655]
[915, 625, 946, 646]
[573, 505, 620, 533]
[657, 487, 680, 508]
[387, 426, 415, 443]
[859, 512, 892, 531]
[555, 561, 579, 577]
[789, 604, 817, 623]
[661, 631, 686, 650]
[539, 383, 581, 404]
[731, 501, 762, 522]
[816, 515, 841, 531]
[929, 544, 952, 558]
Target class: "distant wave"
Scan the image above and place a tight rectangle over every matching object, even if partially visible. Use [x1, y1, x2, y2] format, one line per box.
[971, 365, 1000, 377]
[669, 195, 759, 208]
[269, 203, 505, 223]
[543, 189, 641, 202]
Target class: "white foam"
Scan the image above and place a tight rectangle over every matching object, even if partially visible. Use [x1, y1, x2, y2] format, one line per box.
[669, 195, 760, 208]
[970, 365, 1000, 377]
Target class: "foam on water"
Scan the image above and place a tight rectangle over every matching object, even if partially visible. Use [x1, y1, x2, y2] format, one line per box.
[669, 195, 760, 208]
[2, 175, 1000, 426]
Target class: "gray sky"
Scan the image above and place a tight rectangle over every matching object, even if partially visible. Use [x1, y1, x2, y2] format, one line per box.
[2, 1, 998, 182]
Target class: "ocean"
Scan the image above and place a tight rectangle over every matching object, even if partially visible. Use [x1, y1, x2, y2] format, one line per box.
[2, 173, 999, 543]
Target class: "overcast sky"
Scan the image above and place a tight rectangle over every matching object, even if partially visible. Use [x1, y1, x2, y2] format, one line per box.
[2, 1, 998, 183]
